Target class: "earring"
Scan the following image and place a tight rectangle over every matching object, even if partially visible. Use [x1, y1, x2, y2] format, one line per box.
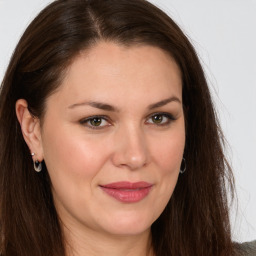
[180, 158, 186, 174]
[33, 160, 42, 172]
[31, 152, 42, 172]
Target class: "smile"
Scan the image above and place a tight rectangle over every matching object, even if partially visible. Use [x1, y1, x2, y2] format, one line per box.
[100, 181, 153, 203]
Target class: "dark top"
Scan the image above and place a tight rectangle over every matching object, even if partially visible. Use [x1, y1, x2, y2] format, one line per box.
[236, 240, 256, 255]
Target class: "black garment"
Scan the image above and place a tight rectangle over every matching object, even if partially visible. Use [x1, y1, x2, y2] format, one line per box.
[236, 240, 256, 255]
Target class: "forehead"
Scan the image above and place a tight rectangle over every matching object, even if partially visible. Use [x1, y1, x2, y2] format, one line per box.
[47, 41, 182, 108]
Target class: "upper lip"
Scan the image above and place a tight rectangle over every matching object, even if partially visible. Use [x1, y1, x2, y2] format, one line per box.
[100, 181, 153, 189]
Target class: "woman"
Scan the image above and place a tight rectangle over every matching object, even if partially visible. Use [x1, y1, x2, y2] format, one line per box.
[0, 0, 255, 255]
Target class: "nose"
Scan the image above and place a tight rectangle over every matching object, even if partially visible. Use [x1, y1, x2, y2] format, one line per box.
[111, 125, 150, 170]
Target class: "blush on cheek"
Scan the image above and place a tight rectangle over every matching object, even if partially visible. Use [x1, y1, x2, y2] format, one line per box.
[55, 137, 112, 182]
[156, 145, 183, 173]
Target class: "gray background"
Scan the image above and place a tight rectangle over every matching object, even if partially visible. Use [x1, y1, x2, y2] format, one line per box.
[0, 0, 255, 242]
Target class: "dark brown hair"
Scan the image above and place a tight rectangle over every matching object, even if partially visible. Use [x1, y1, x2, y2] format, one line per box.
[0, 0, 236, 255]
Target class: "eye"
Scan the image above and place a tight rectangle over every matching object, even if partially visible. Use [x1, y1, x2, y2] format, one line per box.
[89, 117, 104, 127]
[79, 116, 110, 129]
[146, 113, 175, 126]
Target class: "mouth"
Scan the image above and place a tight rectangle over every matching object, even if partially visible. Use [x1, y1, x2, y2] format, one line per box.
[99, 181, 153, 203]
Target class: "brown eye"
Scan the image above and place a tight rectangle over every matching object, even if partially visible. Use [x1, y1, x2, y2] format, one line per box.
[147, 113, 175, 126]
[80, 116, 110, 130]
[152, 114, 163, 124]
[89, 117, 102, 127]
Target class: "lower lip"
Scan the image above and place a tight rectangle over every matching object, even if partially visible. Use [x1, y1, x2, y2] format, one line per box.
[100, 186, 152, 203]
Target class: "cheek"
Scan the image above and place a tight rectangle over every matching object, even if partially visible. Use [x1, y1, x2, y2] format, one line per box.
[41, 123, 110, 185]
[152, 131, 185, 173]
[150, 127, 185, 197]
[40, 124, 112, 219]
[145, 129, 185, 222]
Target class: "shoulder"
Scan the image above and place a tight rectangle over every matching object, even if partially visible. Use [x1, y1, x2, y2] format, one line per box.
[234, 240, 256, 256]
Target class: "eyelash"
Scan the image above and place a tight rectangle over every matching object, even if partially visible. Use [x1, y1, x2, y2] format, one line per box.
[146, 112, 176, 126]
[79, 115, 110, 130]
[79, 112, 176, 130]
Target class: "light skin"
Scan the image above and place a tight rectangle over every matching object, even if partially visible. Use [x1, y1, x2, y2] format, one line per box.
[16, 42, 185, 256]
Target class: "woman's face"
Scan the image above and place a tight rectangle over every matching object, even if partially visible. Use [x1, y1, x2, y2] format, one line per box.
[38, 42, 185, 236]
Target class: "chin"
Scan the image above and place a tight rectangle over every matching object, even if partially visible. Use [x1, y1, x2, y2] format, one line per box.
[99, 210, 156, 236]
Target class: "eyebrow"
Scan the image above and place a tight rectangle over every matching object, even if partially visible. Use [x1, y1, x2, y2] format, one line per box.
[148, 97, 181, 110]
[68, 101, 118, 111]
[68, 96, 181, 112]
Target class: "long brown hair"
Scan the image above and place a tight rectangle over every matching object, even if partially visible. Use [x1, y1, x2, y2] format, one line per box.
[0, 0, 236, 255]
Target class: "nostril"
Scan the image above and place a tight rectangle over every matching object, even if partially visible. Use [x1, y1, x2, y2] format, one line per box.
[111, 129, 150, 170]
[112, 147, 149, 170]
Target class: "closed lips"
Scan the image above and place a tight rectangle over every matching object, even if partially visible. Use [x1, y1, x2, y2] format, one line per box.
[100, 182, 153, 203]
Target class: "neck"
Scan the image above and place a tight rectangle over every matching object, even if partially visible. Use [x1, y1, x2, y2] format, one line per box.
[63, 223, 154, 256]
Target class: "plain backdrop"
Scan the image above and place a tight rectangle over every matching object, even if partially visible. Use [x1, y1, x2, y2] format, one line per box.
[0, 0, 255, 243]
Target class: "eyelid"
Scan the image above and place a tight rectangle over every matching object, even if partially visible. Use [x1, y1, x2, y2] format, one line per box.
[79, 112, 176, 130]
[79, 115, 111, 129]
[146, 112, 176, 125]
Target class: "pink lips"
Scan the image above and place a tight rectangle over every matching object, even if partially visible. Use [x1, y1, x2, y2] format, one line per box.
[100, 181, 153, 203]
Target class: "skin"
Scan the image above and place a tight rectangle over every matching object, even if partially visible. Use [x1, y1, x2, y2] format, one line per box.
[16, 42, 185, 256]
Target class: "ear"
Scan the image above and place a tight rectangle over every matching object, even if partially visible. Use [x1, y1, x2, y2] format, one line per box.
[15, 99, 44, 162]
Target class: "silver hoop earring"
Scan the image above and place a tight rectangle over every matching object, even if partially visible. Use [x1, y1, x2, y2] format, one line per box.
[33, 160, 42, 172]
[180, 158, 186, 174]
